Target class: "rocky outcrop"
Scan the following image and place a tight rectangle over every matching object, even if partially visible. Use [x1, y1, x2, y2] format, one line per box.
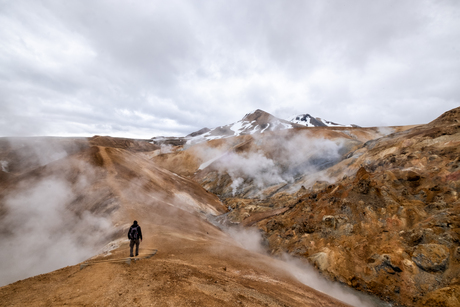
[412, 244, 450, 272]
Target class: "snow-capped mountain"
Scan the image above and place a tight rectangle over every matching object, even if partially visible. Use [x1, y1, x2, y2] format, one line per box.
[290, 114, 356, 127]
[155, 109, 359, 146]
[186, 109, 303, 144]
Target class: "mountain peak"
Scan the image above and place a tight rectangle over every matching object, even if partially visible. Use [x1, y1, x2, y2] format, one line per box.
[291, 113, 356, 128]
[186, 109, 300, 144]
[291, 114, 327, 127]
[242, 109, 277, 123]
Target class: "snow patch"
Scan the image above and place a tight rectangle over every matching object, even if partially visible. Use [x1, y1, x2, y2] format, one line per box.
[291, 115, 313, 127]
[230, 120, 257, 136]
[290, 114, 352, 127]
[229, 121, 244, 135]
[260, 123, 270, 133]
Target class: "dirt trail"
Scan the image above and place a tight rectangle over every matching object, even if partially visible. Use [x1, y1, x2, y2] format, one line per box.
[98, 146, 143, 223]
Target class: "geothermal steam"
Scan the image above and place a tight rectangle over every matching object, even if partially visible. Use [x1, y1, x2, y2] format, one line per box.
[196, 133, 345, 195]
[0, 139, 114, 287]
[224, 225, 386, 307]
[0, 176, 113, 286]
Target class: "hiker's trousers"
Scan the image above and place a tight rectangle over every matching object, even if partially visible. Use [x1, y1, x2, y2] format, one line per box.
[130, 239, 140, 256]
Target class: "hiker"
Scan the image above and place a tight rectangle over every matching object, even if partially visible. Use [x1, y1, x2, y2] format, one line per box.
[128, 220, 143, 257]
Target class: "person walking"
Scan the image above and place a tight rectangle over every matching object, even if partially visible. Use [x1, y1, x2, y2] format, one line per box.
[128, 220, 142, 257]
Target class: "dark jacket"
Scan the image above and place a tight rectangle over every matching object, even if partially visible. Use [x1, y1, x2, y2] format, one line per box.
[128, 224, 143, 241]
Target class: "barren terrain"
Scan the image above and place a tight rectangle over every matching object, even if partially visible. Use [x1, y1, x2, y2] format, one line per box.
[1, 107, 459, 306]
[0, 136, 355, 306]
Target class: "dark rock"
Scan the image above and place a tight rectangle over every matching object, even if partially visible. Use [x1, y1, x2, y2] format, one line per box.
[356, 179, 370, 194]
[405, 172, 422, 192]
[322, 215, 337, 229]
[266, 220, 284, 232]
[402, 229, 425, 247]
[412, 244, 450, 272]
[372, 254, 403, 274]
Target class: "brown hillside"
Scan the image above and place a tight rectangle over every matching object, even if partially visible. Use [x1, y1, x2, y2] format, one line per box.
[0, 137, 353, 307]
[427, 106, 460, 127]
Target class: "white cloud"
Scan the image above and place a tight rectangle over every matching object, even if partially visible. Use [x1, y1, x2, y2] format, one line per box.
[0, 0, 459, 138]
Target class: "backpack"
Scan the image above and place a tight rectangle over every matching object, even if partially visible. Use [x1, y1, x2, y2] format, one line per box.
[129, 226, 139, 240]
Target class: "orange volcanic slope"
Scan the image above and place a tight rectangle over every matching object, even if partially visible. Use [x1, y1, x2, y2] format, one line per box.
[0, 138, 352, 307]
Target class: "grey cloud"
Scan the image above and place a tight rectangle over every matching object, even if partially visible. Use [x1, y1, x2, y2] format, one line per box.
[47, 1, 200, 89]
[0, 0, 459, 137]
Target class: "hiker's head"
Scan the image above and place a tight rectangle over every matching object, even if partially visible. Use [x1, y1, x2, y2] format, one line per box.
[133, 220, 138, 225]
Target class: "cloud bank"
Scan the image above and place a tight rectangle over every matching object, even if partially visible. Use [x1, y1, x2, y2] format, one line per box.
[1, 0, 459, 138]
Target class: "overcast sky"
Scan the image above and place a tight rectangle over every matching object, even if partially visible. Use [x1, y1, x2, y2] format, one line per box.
[1, 0, 459, 138]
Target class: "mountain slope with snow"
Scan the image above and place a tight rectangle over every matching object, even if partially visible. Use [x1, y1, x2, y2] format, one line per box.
[186, 109, 304, 144]
[290, 114, 358, 127]
[184, 110, 361, 145]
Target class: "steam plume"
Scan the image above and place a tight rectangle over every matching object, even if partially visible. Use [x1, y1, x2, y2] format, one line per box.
[0, 176, 114, 286]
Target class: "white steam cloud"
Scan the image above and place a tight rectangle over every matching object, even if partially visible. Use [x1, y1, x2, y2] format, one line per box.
[216, 151, 286, 194]
[226, 226, 266, 254]
[376, 127, 395, 137]
[0, 175, 114, 287]
[160, 144, 174, 154]
[6, 137, 76, 167]
[196, 134, 346, 195]
[281, 254, 391, 307]
[223, 224, 387, 307]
